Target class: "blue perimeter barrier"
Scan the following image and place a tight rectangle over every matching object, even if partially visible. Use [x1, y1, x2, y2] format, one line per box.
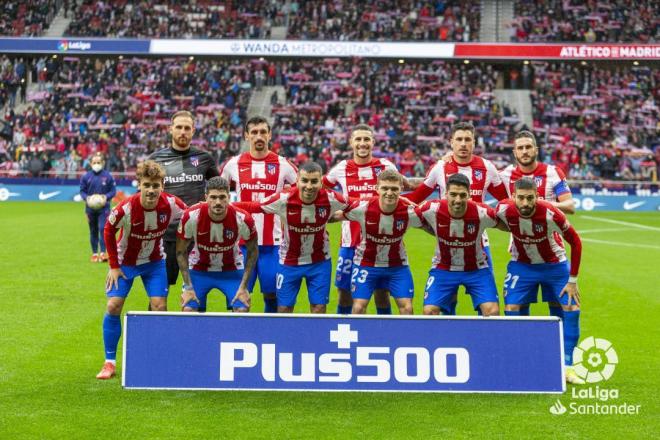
[0, 183, 135, 202]
[123, 313, 565, 393]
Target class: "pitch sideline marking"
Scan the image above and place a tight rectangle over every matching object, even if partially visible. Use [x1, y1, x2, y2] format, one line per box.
[580, 215, 660, 232]
[577, 228, 632, 234]
[582, 238, 660, 250]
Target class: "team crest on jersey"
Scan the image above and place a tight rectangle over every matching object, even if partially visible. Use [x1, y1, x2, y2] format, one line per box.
[190, 156, 199, 167]
[317, 207, 328, 218]
[373, 166, 383, 176]
[474, 170, 483, 181]
[159, 214, 167, 224]
[467, 223, 476, 234]
[225, 229, 234, 240]
[534, 223, 544, 233]
[267, 163, 277, 175]
[395, 219, 405, 231]
[534, 176, 544, 187]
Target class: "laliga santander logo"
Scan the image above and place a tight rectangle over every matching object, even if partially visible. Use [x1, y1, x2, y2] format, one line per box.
[57, 40, 69, 51]
[572, 337, 618, 383]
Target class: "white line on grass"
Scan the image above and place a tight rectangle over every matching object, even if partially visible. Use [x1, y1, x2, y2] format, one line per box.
[578, 228, 631, 234]
[581, 215, 660, 232]
[582, 238, 660, 250]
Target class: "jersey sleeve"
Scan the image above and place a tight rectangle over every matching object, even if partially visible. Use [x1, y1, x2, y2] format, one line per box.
[104, 202, 127, 269]
[552, 167, 571, 197]
[329, 190, 350, 211]
[495, 201, 510, 225]
[485, 160, 508, 201]
[407, 205, 424, 228]
[406, 162, 440, 203]
[203, 152, 220, 179]
[343, 200, 366, 222]
[281, 158, 298, 185]
[176, 209, 194, 240]
[323, 163, 341, 188]
[79, 173, 89, 200]
[480, 204, 499, 228]
[417, 200, 437, 230]
[169, 195, 188, 224]
[238, 211, 257, 241]
[260, 192, 287, 216]
[219, 157, 236, 185]
[105, 173, 117, 200]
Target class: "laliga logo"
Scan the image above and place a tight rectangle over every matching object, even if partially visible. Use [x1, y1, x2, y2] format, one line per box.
[58, 40, 92, 51]
[572, 337, 618, 383]
[219, 324, 470, 384]
[57, 40, 69, 51]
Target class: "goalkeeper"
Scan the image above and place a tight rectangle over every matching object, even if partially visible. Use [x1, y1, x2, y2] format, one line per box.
[79, 153, 116, 263]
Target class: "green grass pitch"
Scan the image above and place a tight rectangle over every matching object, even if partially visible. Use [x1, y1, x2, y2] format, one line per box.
[0, 202, 658, 439]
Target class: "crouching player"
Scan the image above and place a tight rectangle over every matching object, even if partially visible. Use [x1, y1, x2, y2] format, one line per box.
[337, 169, 425, 315]
[176, 177, 257, 313]
[496, 177, 584, 384]
[418, 174, 505, 316]
[97, 160, 187, 379]
[236, 162, 350, 313]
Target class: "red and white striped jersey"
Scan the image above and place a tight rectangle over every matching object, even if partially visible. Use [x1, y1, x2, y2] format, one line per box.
[220, 151, 297, 246]
[418, 199, 498, 271]
[257, 188, 349, 266]
[104, 192, 186, 269]
[344, 197, 423, 268]
[177, 203, 256, 272]
[496, 199, 582, 276]
[499, 163, 571, 202]
[323, 158, 398, 247]
[408, 155, 508, 205]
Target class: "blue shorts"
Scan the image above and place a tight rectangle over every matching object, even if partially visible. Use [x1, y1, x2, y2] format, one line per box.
[185, 269, 247, 311]
[277, 259, 332, 307]
[106, 260, 168, 298]
[503, 260, 570, 305]
[241, 245, 279, 294]
[424, 268, 498, 312]
[351, 265, 414, 300]
[335, 247, 387, 292]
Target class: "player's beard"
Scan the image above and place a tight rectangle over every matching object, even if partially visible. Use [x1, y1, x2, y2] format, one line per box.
[174, 135, 191, 150]
[516, 154, 536, 167]
[518, 206, 534, 217]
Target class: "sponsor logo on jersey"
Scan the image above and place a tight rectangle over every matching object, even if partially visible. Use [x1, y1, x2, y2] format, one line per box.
[240, 182, 277, 191]
[164, 174, 204, 184]
[347, 183, 376, 193]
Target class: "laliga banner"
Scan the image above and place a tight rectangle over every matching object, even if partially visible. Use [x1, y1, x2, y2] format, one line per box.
[123, 313, 565, 393]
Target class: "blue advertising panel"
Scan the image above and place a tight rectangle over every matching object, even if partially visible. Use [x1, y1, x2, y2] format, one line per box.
[123, 313, 565, 393]
[0, 184, 135, 202]
[0, 37, 150, 54]
[572, 195, 660, 212]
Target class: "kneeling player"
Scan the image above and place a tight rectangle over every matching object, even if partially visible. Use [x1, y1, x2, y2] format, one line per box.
[97, 160, 186, 379]
[338, 169, 425, 315]
[496, 177, 584, 384]
[176, 177, 256, 313]
[418, 174, 504, 316]
[236, 162, 349, 313]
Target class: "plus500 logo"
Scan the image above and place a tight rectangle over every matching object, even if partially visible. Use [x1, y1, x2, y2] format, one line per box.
[219, 343, 470, 383]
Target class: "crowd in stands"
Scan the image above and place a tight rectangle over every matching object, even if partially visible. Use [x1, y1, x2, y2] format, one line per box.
[510, 0, 658, 43]
[286, 0, 479, 41]
[64, 0, 282, 39]
[0, 55, 253, 177]
[1, 56, 658, 182]
[529, 62, 659, 181]
[0, 0, 61, 36]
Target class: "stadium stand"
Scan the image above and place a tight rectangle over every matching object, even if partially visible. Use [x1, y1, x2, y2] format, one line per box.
[64, 0, 280, 39]
[0, 0, 61, 37]
[285, 0, 480, 42]
[510, 0, 659, 43]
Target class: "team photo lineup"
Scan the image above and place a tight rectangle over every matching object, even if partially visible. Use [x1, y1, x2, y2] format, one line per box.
[90, 111, 584, 385]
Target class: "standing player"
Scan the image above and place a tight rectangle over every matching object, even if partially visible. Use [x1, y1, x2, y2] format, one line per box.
[220, 116, 297, 313]
[499, 130, 575, 214]
[176, 177, 257, 313]
[96, 161, 186, 380]
[418, 174, 504, 316]
[324, 124, 404, 315]
[80, 152, 116, 262]
[236, 162, 349, 313]
[407, 121, 508, 314]
[149, 110, 219, 287]
[337, 169, 425, 315]
[496, 177, 583, 384]
[499, 130, 575, 318]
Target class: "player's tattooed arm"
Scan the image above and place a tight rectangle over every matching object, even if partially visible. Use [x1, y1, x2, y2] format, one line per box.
[552, 193, 576, 215]
[176, 236, 198, 307]
[235, 236, 258, 308]
[402, 177, 425, 190]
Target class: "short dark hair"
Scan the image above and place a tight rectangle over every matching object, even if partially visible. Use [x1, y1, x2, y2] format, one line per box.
[299, 161, 323, 175]
[171, 110, 194, 124]
[206, 176, 230, 194]
[514, 130, 537, 147]
[514, 177, 537, 192]
[377, 169, 403, 185]
[447, 173, 470, 191]
[350, 124, 374, 137]
[450, 121, 475, 138]
[244, 116, 270, 134]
